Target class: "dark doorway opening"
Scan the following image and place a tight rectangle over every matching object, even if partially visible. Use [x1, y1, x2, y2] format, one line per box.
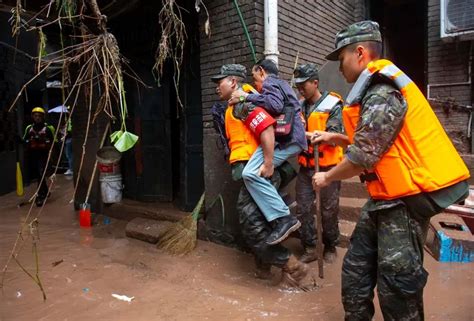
[107, 0, 204, 211]
[369, 0, 427, 92]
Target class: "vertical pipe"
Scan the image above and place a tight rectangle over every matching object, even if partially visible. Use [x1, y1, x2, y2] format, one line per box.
[264, 0, 279, 65]
[232, 0, 257, 63]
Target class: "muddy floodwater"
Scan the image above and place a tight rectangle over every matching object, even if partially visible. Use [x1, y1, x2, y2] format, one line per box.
[1, 177, 473, 320]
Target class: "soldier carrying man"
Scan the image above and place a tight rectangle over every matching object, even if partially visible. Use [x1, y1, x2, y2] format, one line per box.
[211, 64, 308, 287]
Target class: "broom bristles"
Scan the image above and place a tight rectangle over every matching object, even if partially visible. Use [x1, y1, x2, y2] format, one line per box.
[157, 193, 205, 255]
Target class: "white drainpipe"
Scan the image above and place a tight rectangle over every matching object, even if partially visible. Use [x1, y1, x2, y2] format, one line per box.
[264, 0, 279, 65]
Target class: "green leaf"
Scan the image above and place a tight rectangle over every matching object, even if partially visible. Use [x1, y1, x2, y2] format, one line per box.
[113, 131, 138, 152]
[110, 130, 123, 143]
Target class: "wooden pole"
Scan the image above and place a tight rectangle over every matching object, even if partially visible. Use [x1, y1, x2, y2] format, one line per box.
[314, 144, 324, 278]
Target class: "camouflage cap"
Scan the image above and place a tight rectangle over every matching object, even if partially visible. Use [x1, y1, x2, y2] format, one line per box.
[211, 64, 246, 82]
[293, 63, 319, 84]
[326, 20, 382, 61]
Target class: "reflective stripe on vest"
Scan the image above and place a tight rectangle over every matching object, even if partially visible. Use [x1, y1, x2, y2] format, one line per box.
[225, 106, 259, 164]
[298, 93, 343, 168]
[26, 125, 52, 150]
[342, 59, 470, 200]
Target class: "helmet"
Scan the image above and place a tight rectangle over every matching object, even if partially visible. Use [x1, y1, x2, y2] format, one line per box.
[31, 107, 45, 114]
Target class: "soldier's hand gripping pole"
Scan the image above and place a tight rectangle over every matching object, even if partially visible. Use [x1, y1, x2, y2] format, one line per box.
[313, 144, 324, 279]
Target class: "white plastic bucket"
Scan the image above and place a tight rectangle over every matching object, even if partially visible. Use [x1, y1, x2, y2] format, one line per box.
[97, 146, 122, 176]
[99, 174, 123, 203]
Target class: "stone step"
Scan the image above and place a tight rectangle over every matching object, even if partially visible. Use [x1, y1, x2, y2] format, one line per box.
[340, 176, 368, 199]
[125, 217, 174, 244]
[339, 196, 365, 222]
[103, 199, 187, 222]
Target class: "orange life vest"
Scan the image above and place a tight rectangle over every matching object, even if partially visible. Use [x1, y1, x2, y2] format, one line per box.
[225, 106, 259, 164]
[342, 59, 470, 200]
[298, 92, 344, 168]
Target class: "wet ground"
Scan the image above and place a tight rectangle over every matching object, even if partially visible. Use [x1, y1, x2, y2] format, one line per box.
[0, 176, 473, 320]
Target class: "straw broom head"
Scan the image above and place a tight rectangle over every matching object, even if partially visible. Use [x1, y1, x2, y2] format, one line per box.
[157, 193, 205, 255]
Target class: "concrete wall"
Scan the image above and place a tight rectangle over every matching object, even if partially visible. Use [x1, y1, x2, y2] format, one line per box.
[200, 0, 357, 244]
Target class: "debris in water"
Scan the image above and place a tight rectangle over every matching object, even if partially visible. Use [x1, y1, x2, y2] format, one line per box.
[83, 288, 90, 293]
[16, 291, 22, 298]
[52, 259, 64, 267]
[112, 293, 135, 302]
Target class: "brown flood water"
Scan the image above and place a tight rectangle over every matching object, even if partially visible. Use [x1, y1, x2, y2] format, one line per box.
[0, 176, 473, 320]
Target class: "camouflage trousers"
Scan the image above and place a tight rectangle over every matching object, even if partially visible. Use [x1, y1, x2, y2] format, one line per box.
[237, 174, 290, 268]
[342, 200, 430, 321]
[295, 166, 341, 248]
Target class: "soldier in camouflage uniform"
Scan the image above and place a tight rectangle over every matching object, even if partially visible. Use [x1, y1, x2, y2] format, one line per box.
[211, 64, 308, 285]
[293, 64, 343, 264]
[312, 21, 469, 320]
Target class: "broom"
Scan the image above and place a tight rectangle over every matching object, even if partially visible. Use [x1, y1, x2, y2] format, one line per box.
[157, 192, 205, 255]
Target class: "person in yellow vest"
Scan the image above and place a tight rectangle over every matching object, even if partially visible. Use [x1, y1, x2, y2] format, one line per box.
[293, 63, 344, 264]
[23, 107, 55, 206]
[312, 21, 470, 320]
[211, 64, 308, 286]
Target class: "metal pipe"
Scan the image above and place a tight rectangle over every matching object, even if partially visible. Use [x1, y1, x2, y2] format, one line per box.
[264, 0, 279, 64]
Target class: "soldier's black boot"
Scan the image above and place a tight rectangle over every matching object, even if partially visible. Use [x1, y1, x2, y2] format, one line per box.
[323, 245, 337, 263]
[299, 246, 318, 263]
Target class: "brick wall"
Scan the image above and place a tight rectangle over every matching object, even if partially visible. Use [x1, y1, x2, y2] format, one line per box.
[200, 0, 357, 125]
[277, 0, 356, 78]
[199, 0, 262, 243]
[427, 0, 473, 153]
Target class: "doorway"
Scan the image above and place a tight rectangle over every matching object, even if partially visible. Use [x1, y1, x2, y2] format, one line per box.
[369, 0, 427, 91]
[108, 0, 204, 210]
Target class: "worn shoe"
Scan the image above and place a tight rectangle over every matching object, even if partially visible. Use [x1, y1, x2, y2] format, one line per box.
[299, 246, 318, 263]
[35, 198, 44, 207]
[64, 169, 73, 176]
[254, 265, 273, 280]
[265, 216, 301, 245]
[323, 246, 337, 264]
[281, 255, 309, 287]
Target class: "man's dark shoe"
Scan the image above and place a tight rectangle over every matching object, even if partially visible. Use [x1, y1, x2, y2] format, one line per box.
[266, 216, 301, 245]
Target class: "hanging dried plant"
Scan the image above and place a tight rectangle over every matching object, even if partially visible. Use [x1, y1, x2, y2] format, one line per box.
[154, 0, 211, 109]
[9, 0, 26, 37]
[153, 0, 186, 107]
[56, 0, 77, 21]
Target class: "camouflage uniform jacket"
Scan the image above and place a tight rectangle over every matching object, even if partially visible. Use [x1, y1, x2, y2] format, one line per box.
[345, 75, 408, 211]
